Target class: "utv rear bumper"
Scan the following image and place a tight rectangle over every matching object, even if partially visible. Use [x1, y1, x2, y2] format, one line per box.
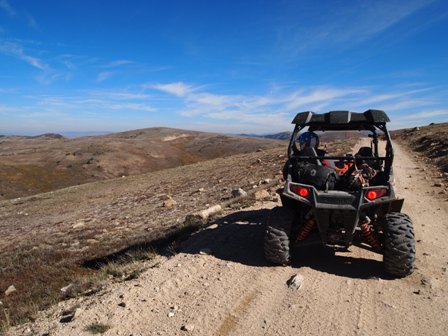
[283, 180, 403, 212]
[282, 179, 404, 247]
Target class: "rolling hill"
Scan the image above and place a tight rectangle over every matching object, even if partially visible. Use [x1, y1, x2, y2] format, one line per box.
[0, 127, 284, 200]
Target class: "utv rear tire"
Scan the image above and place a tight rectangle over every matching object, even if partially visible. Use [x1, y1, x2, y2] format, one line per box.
[381, 212, 416, 278]
[264, 206, 295, 265]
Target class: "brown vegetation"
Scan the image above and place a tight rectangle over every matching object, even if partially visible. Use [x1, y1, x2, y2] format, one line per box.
[0, 128, 284, 200]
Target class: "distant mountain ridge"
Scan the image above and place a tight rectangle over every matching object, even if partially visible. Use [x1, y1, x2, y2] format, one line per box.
[241, 132, 291, 141]
[0, 133, 65, 139]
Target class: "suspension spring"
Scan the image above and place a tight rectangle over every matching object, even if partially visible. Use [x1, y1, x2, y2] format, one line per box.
[359, 220, 381, 248]
[297, 219, 315, 241]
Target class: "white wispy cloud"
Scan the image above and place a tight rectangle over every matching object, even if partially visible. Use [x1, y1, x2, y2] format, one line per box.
[21, 110, 67, 118]
[26, 13, 38, 29]
[0, 88, 17, 94]
[101, 60, 133, 68]
[389, 108, 448, 129]
[0, 0, 16, 16]
[97, 71, 114, 82]
[0, 103, 24, 113]
[149, 82, 198, 97]
[338, 0, 432, 42]
[0, 41, 47, 70]
[106, 103, 156, 112]
[190, 92, 234, 106]
[356, 88, 433, 105]
[29, 90, 158, 114]
[397, 109, 448, 120]
[0, 40, 64, 85]
[285, 88, 366, 111]
[380, 99, 435, 112]
[88, 90, 151, 100]
[278, 0, 434, 57]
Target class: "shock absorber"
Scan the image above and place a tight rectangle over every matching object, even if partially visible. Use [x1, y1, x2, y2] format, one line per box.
[359, 216, 381, 248]
[297, 218, 315, 241]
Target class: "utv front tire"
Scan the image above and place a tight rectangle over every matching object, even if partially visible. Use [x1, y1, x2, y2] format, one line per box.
[264, 206, 295, 265]
[381, 212, 416, 277]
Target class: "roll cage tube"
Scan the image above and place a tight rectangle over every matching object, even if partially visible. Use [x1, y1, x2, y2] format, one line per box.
[377, 124, 394, 176]
[287, 124, 304, 158]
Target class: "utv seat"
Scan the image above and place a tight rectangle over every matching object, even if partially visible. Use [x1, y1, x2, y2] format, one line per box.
[355, 147, 388, 186]
[291, 147, 338, 190]
[297, 147, 323, 166]
[355, 146, 373, 162]
[283, 147, 323, 179]
[355, 147, 381, 169]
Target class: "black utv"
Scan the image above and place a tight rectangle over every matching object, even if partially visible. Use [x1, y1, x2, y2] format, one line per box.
[264, 110, 416, 278]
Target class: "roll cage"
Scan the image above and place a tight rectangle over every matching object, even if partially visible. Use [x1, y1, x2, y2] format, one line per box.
[288, 110, 394, 176]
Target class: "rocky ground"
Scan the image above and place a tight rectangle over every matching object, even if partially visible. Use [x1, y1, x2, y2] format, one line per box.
[2, 135, 448, 335]
[0, 147, 289, 329]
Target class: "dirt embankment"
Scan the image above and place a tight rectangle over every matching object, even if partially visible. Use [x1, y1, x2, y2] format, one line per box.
[392, 122, 448, 173]
[6, 142, 448, 335]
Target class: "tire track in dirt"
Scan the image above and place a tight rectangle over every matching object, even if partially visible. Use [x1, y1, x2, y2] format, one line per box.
[215, 266, 295, 336]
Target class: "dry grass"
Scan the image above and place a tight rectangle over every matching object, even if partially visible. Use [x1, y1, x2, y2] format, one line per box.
[1, 309, 11, 334]
[0, 164, 91, 199]
[0, 248, 93, 325]
[0, 244, 158, 331]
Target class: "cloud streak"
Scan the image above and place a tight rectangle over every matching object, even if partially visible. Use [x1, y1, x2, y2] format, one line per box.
[101, 60, 133, 68]
[278, 0, 434, 57]
[29, 89, 158, 115]
[97, 71, 114, 82]
[149, 82, 198, 97]
[397, 109, 448, 120]
[0, 41, 47, 70]
[0, 0, 16, 16]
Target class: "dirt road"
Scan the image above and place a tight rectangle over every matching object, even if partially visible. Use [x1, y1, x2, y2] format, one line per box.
[9, 143, 448, 336]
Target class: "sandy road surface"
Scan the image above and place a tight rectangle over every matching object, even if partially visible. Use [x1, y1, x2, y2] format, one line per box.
[9, 143, 448, 336]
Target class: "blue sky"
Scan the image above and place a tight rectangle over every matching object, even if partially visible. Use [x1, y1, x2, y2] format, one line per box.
[0, 0, 447, 136]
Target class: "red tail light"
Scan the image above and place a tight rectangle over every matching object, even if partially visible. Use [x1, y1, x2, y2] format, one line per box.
[366, 188, 388, 201]
[291, 185, 310, 198]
